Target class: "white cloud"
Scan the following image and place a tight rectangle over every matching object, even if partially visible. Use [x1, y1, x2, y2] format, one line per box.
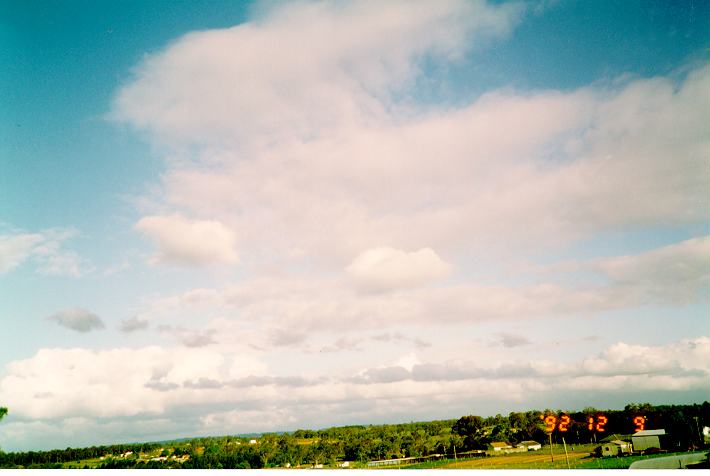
[1, 337, 706, 447]
[580, 337, 710, 378]
[0, 228, 86, 276]
[119, 317, 149, 333]
[119, 56, 710, 269]
[113, 0, 522, 148]
[593, 235, 710, 304]
[134, 215, 239, 266]
[497, 332, 531, 348]
[0, 232, 42, 273]
[346, 246, 452, 291]
[46, 308, 105, 333]
[0, 346, 266, 420]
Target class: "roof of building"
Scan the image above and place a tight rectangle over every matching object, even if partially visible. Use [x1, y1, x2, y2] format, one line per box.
[600, 434, 632, 443]
[491, 442, 512, 448]
[610, 440, 629, 446]
[519, 441, 541, 446]
[633, 429, 666, 436]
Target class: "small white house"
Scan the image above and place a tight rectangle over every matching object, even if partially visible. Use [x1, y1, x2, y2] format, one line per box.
[249, 439, 258, 445]
[596, 440, 632, 457]
[518, 441, 542, 451]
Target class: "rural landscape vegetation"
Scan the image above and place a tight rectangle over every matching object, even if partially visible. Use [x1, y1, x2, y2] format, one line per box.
[1, 402, 709, 469]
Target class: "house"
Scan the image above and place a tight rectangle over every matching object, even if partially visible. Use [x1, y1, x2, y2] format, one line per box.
[490, 442, 513, 452]
[518, 441, 542, 451]
[249, 439, 258, 445]
[595, 440, 632, 457]
[337, 461, 352, 468]
[632, 429, 666, 453]
[600, 434, 632, 444]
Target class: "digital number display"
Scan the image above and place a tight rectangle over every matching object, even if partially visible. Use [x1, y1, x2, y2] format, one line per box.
[540, 413, 645, 433]
[587, 415, 607, 432]
[634, 416, 646, 432]
[541, 414, 573, 432]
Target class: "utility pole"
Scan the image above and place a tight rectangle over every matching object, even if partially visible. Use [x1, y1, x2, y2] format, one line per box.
[562, 437, 570, 469]
[548, 433, 554, 463]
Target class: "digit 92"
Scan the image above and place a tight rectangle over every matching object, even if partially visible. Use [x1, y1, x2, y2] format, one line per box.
[540, 414, 571, 432]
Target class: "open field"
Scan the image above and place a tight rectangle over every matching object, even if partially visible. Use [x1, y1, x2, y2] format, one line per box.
[404, 445, 596, 470]
[402, 446, 705, 470]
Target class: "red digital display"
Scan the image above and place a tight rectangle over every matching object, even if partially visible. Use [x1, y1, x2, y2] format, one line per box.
[558, 415, 570, 432]
[634, 416, 646, 432]
[540, 414, 571, 432]
[541, 413, 617, 433]
[595, 415, 608, 432]
[543, 414, 557, 433]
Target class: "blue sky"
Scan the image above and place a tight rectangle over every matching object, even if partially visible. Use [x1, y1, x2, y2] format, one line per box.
[1, 0, 709, 451]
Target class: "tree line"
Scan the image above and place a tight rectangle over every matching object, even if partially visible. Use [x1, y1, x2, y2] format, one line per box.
[0, 401, 708, 468]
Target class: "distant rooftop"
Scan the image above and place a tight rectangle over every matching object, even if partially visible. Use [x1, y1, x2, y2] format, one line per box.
[633, 429, 666, 436]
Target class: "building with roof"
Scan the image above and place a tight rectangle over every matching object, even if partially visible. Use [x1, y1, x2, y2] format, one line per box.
[632, 429, 666, 452]
[490, 442, 513, 452]
[518, 441, 542, 451]
[595, 440, 632, 457]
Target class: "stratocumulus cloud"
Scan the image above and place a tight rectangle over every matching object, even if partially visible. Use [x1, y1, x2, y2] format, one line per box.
[0, 228, 85, 276]
[346, 246, 452, 291]
[134, 215, 239, 266]
[1, 337, 707, 428]
[119, 317, 149, 333]
[47, 308, 105, 333]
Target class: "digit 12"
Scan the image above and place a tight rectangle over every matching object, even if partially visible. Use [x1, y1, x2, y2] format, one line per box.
[587, 415, 607, 432]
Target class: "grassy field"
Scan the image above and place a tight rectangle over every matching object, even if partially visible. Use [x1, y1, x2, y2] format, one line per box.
[401, 445, 698, 470]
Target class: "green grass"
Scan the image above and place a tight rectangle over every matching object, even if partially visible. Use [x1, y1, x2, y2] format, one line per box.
[574, 451, 695, 470]
[399, 449, 699, 470]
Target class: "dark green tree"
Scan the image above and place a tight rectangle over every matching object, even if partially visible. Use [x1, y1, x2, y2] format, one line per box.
[453, 415, 486, 450]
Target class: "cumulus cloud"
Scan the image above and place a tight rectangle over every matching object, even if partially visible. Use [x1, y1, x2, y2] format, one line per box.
[593, 235, 710, 304]
[119, 317, 149, 333]
[117, 46, 710, 270]
[113, 0, 522, 148]
[346, 246, 452, 291]
[134, 215, 239, 266]
[497, 332, 532, 348]
[0, 228, 86, 276]
[0, 346, 266, 420]
[47, 308, 105, 333]
[181, 332, 217, 348]
[2, 337, 707, 436]
[581, 338, 710, 378]
[108, 0, 709, 276]
[157, 325, 218, 347]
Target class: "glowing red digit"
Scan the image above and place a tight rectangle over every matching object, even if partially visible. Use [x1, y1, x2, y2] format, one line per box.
[588, 417, 594, 431]
[596, 415, 608, 432]
[544, 415, 557, 433]
[558, 415, 570, 432]
[633, 416, 645, 432]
